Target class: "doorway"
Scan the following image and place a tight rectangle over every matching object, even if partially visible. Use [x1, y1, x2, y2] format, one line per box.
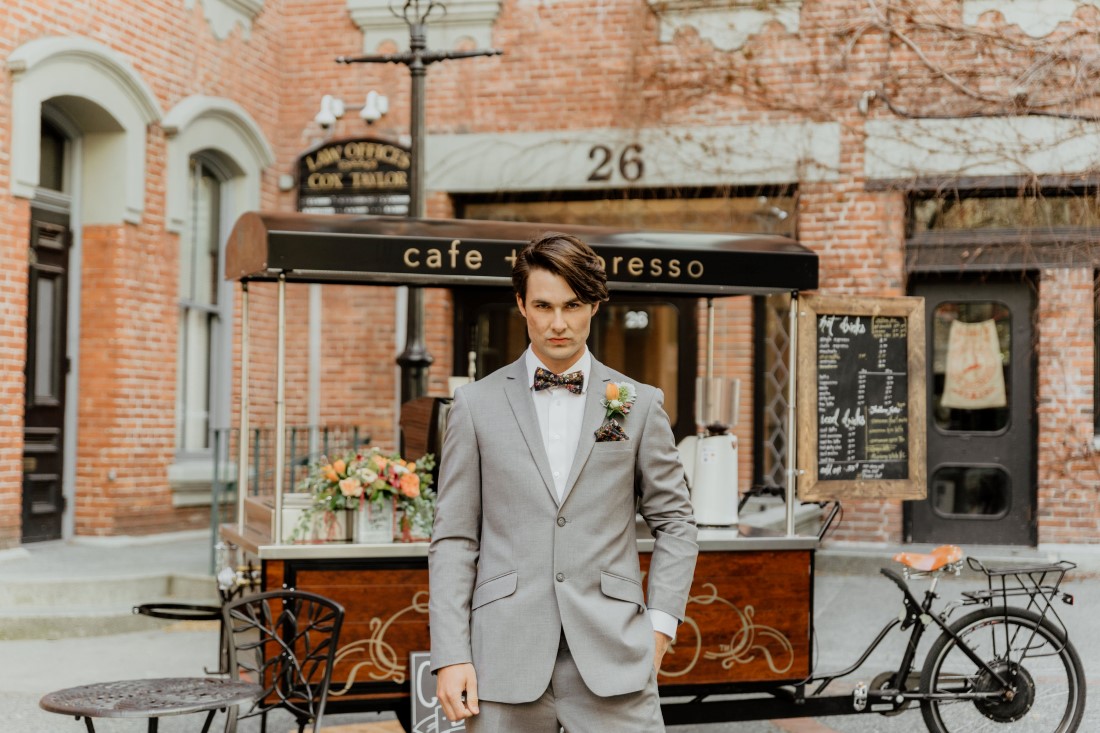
[22, 209, 72, 542]
[451, 290, 698, 441]
[906, 278, 1037, 546]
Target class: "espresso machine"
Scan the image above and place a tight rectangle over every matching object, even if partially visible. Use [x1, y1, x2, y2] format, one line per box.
[677, 377, 740, 527]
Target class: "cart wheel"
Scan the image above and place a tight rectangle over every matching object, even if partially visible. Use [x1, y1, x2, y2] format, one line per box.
[870, 671, 911, 716]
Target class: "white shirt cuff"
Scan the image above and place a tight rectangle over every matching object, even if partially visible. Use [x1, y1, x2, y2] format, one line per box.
[648, 609, 679, 640]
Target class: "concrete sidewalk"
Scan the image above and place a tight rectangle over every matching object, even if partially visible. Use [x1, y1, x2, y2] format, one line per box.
[2, 531, 1097, 732]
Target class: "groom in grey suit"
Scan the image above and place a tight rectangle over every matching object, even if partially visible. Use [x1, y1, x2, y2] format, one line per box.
[429, 232, 698, 731]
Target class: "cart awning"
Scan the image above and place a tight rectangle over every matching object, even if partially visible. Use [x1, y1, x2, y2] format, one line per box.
[226, 212, 817, 296]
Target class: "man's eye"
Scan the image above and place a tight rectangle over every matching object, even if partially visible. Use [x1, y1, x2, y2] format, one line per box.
[565, 303, 580, 310]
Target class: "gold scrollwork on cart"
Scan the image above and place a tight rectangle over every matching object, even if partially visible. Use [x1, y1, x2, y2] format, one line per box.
[659, 583, 795, 678]
[329, 591, 429, 692]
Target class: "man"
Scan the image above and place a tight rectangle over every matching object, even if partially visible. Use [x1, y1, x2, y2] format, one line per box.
[429, 232, 698, 731]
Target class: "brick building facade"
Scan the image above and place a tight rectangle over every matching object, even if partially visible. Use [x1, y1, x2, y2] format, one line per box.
[2, 0, 1099, 547]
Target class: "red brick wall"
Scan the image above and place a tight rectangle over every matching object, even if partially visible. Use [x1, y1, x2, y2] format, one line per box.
[1037, 269, 1100, 543]
[2, 0, 1098, 546]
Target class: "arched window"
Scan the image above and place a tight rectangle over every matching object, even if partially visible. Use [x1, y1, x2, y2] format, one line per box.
[176, 157, 226, 454]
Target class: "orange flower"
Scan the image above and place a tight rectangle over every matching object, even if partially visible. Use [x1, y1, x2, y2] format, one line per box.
[321, 464, 339, 483]
[338, 477, 363, 497]
[399, 472, 420, 498]
[605, 382, 619, 401]
[372, 455, 388, 471]
[332, 459, 347, 476]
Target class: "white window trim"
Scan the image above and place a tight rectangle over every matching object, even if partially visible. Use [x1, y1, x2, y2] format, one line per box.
[7, 36, 161, 224]
[162, 96, 274, 234]
[163, 96, 272, 503]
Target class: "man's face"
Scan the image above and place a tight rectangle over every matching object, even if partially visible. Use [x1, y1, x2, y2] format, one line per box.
[516, 267, 599, 374]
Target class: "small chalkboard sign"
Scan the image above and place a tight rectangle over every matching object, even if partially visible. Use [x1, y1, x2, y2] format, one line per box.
[796, 295, 926, 500]
[410, 651, 467, 732]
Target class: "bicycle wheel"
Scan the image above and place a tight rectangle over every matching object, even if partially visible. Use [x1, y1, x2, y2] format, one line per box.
[920, 606, 1086, 733]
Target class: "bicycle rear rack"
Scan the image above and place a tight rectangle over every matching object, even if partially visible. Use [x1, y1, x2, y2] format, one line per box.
[960, 556, 1076, 638]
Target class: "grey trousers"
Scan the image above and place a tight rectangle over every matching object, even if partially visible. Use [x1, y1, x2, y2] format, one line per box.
[466, 637, 665, 733]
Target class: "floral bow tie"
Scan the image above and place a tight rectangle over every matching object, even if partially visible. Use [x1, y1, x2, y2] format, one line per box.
[533, 366, 584, 394]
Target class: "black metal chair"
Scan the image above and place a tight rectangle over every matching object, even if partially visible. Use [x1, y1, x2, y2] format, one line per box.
[221, 590, 345, 733]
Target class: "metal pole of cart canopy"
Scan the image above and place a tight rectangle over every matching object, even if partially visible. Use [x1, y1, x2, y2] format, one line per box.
[273, 274, 288, 543]
[704, 298, 715, 409]
[236, 282, 250, 536]
[785, 291, 799, 536]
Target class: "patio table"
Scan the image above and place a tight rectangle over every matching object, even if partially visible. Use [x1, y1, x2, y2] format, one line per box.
[40, 676, 262, 732]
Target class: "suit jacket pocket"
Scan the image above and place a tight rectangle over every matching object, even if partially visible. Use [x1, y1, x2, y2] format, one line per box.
[471, 570, 518, 611]
[600, 571, 645, 613]
[591, 440, 633, 453]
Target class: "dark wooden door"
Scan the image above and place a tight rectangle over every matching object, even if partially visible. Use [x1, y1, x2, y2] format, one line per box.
[22, 209, 71, 543]
[906, 278, 1036, 546]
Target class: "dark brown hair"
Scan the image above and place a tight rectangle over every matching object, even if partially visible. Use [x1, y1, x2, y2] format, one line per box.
[512, 232, 609, 304]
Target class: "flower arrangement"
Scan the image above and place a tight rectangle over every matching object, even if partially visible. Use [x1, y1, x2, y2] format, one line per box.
[292, 447, 436, 543]
[602, 381, 637, 420]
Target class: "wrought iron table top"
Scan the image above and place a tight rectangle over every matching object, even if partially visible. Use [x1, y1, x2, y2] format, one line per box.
[40, 677, 261, 725]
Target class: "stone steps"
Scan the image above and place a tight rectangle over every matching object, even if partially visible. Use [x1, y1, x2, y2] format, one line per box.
[0, 572, 220, 640]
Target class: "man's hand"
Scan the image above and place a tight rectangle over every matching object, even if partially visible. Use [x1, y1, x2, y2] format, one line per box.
[653, 631, 672, 673]
[437, 663, 479, 722]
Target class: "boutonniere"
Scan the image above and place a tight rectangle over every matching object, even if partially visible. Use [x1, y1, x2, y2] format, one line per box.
[602, 381, 637, 420]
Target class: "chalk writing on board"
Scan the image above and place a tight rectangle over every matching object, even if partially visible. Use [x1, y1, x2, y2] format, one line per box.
[816, 314, 909, 481]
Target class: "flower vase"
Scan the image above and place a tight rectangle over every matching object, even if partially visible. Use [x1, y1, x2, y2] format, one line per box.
[356, 496, 395, 544]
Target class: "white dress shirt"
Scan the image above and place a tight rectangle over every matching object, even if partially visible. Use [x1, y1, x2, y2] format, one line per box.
[524, 347, 679, 640]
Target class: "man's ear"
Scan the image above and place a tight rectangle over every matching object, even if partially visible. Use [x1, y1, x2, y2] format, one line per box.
[590, 301, 600, 318]
[515, 292, 527, 318]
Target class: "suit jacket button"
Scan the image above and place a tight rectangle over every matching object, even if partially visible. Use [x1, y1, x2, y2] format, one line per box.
[557, 517, 566, 527]
[556, 572, 565, 582]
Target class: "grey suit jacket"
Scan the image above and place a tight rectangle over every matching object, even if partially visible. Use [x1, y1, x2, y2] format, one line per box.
[428, 355, 698, 703]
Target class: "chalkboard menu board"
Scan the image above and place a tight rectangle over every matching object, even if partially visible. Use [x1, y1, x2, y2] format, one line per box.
[797, 295, 926, 500]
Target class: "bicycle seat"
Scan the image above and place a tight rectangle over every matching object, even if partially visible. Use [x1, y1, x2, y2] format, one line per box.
[893, 544, 963, 572]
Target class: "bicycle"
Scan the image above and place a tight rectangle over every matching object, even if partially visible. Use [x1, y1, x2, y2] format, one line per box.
[810, 544, 1087, 732]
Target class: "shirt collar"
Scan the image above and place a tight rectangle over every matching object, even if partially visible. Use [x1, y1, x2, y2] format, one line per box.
[525, 346, 591, 394]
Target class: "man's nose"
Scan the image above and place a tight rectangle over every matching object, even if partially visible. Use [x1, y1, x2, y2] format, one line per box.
[551, 309, 567, 330]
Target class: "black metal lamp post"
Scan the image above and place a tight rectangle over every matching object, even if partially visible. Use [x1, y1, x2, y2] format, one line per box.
[338, 0, 502, 402]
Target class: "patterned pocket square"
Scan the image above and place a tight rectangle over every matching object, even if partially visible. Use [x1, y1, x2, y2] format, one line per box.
[594, 418, 629, 442]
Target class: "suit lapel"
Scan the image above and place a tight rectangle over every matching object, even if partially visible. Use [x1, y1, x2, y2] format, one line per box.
[560, 359, 612, 506]
[503, 357, 559, 505]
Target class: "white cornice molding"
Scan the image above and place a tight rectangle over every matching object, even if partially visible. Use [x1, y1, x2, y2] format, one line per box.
[185, 0, 265, 40]
[346, 0, 502, 51]
[865, 117, 1100, 180]
[963, 0, 1100, 38]
[425, 123, 839, 193]
[647, 0, 802, 51]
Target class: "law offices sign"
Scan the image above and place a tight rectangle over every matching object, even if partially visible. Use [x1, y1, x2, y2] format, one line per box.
[297, 137, 411, 215]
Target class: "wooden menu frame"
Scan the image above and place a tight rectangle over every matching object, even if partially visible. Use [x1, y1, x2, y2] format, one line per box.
[796, 295, 926, 501]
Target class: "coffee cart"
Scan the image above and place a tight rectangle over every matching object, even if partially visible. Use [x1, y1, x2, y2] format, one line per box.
[219, 211, 823, 730]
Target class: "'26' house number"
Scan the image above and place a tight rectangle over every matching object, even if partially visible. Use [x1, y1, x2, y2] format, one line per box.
[587, 143, 644, 182]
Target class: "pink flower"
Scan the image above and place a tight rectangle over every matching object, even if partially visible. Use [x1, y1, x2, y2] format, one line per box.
[338, 477, 363, 497]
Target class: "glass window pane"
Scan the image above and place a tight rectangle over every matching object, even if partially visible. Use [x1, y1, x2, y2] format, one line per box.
[34, 276, 58, 400]
[931, 301, 1011, 432]
[912, 193, 1100, 233]
[463, 195, 796, 237]
[177, 157, 222, 454]
[931, 466, 1010, 517]
[39, 120, 66, 192]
